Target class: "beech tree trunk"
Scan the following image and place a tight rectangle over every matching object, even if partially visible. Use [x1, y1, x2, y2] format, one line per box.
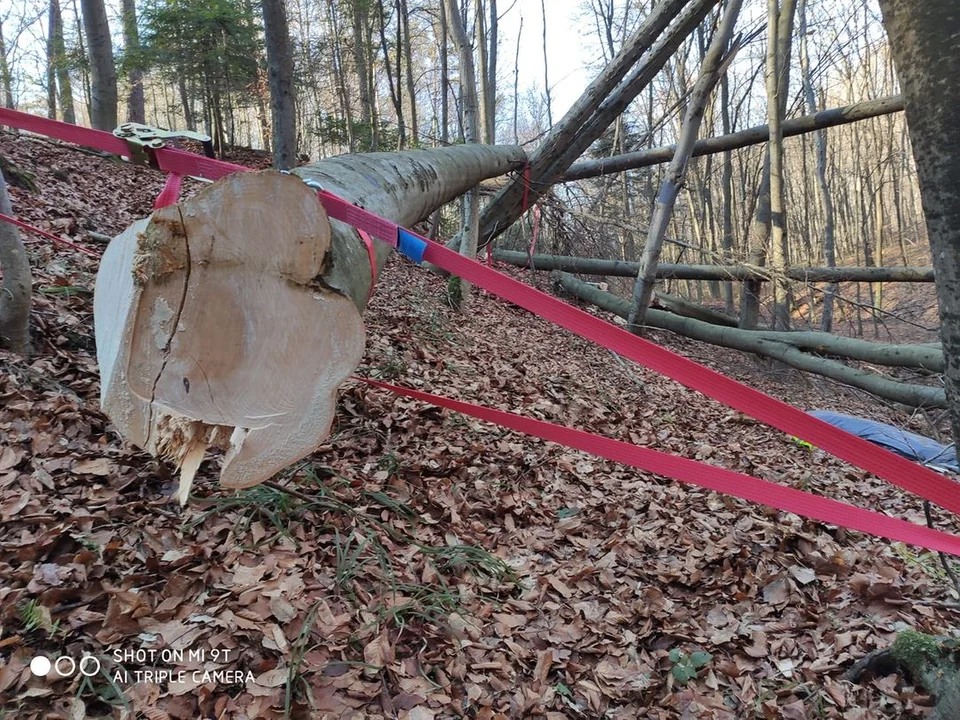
[261, 0, 297, 169]
[94, 144, 525, 502]
[0, 170, 31, 354]
[878, 0, 960, 456]
[80, 0, 117, 131]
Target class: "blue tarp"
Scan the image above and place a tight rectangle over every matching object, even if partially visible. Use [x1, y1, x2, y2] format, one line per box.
[808, 410, 959, 472]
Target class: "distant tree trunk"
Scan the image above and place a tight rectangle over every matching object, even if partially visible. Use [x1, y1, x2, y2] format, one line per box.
[0, 171, 31, 354]
[121, 0, 144, 123]
[49, 0, 75, 123]
[46, 17, 58, 119]
[720, 69, 734, 313]
[400, 0, 418, 145]
[739, 0, 795, 329]
[444, 0, 480, 307]
[766, 0, 790, 330]
[0, 21, 13, 109]
[352, 0, 376, 150]
[879, 0, 960, 465]
[377, 0, 405, 149]
[261, 0, 297, 169]
[486, 0, 497, 142]
[799, 0, 836, 331]
[80, 0, 117, 130]
[540, 0, 553, 128]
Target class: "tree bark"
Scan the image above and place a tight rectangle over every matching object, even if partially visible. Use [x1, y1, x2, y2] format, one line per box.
[121, 0, 144, 124]
[878, 0, 960, 452]
[558, 273, 946, 408]
[261, 0, 297, 169]
[628, 0, 742, 328]
[94, 144, 525, 500]
[0, 170, 31, 354]
[493, 250, 935, 283]
[80, 0, 118, 131]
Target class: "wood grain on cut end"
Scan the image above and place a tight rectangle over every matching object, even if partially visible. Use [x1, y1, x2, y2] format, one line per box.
[96, 170, 366, 499]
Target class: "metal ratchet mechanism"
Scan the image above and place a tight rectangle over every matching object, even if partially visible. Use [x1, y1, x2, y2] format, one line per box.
[113, 122, 216, 167]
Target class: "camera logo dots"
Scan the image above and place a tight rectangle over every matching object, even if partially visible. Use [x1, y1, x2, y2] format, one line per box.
[29, 654, 101, 678]
[29, 656, 51, 676]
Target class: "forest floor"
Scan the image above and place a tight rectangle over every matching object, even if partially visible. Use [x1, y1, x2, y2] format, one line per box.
[1, 130, 959, 720]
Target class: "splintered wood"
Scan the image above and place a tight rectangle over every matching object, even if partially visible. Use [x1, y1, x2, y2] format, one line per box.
[94, 171, 365, 502]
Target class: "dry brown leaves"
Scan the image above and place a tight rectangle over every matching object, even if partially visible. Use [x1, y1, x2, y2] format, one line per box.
[1, 130, 958, 719]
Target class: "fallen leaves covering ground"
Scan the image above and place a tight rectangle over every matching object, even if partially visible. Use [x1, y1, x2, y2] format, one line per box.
[1, 130, 959, 719]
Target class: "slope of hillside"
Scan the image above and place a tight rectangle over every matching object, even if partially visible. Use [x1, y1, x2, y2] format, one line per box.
[1, 130, 958, 719]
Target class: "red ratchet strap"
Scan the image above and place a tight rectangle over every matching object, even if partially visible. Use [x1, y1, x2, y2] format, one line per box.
[0, 211, 100, 257]
[360, 378, 960, 557]
[154, 173, 184, 209]
[316, 191, 960, 518]
[0, 107, 247, 182]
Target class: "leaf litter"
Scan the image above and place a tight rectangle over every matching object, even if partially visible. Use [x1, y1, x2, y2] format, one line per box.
[1, 129, 959, 718]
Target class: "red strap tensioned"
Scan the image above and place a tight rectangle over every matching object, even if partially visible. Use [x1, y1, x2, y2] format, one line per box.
[154, 173, 184, 209]
[316, 191, 960, 517]
[3, 106, 957, 523]
[0, 211, 100, 257]
[0, 107, 247, 182]
[360, 377, 960, 557]
[358, 229, 377, 300]
[524, 205, 542, 269]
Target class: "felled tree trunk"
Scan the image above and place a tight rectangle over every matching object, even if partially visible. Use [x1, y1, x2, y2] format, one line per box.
[94, 145, 525, 502]
[557, 272, 946, 407]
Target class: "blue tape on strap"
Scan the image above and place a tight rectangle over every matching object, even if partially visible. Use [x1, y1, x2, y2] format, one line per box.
[397, 228, 427, 264]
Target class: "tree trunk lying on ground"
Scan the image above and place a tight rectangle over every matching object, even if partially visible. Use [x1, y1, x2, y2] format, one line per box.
[844, 630, 960, 720]
[556, 272, 946, 407]
[561, 95, 905, 181]
[94, 144, 525, 501]
[494, 250, 935, 282]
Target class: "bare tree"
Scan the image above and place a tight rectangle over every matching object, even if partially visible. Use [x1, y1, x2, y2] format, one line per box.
[0, 170, 31, 354]
[49, 0, 75, 123]
[80, 0, 117, 130]
[628, 0, 742, 328]
[798, 0, 836, 331]
[261, 0, 297, 169]
[121, 0, 144, 123]
[444, 0, 481, 306]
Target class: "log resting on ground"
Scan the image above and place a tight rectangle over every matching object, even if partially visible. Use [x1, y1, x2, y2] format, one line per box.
[94, 144, 526, 500]
[493, 250, 934, 282]
[556, 272, 946, 407]
[561, 95, 905, 181]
